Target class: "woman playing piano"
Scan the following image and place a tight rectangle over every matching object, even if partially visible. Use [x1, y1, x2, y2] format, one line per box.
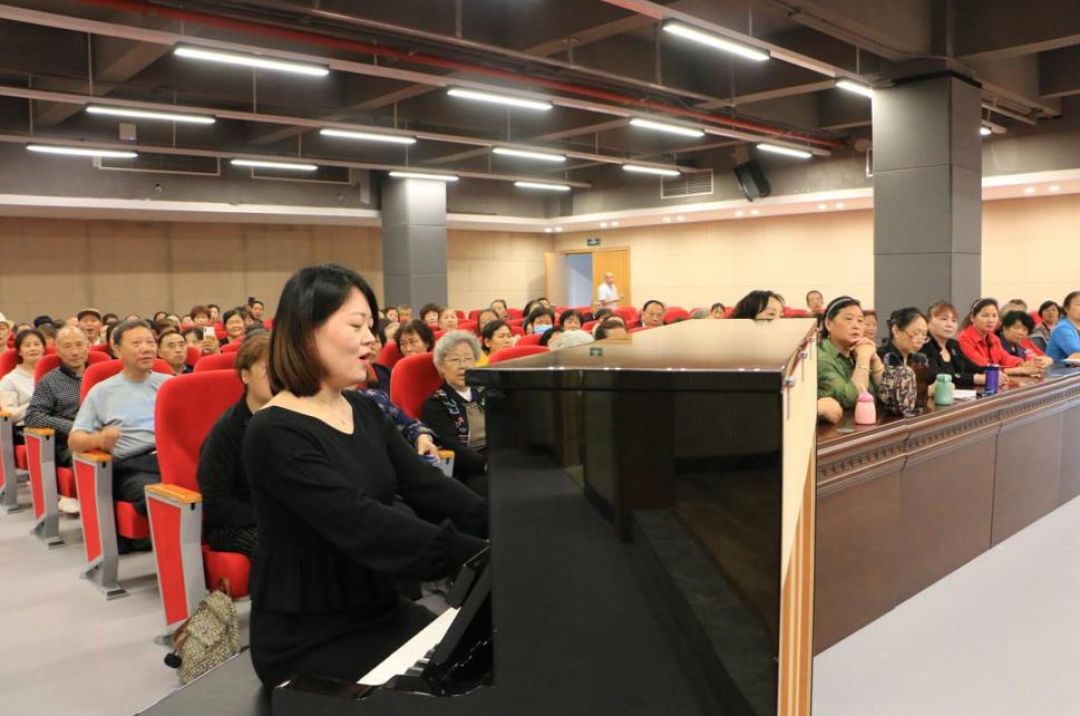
[243, 263, 488, 688]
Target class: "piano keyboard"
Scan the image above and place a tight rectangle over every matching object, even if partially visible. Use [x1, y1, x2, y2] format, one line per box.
[358, 607, 460, 686]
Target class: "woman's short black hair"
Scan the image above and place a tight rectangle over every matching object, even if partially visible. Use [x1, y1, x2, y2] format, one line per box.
[1000, 310, 1035, 333]
[887, 307, 926, 332]
[710, 302, 726, 313]
[731, 290, 781, 319]
[539, 327, 562, 347]
[1038, 300, 1060, 319]
[418, 303, 442, 320]
[269, 263, 379, 396]
[558, 309, 585, 328]
[13, 328, 45, 363]
[594, 318, 626, 340]
[480, 319, 509, 353]
[593, 307, 614, 321]
[524, 307, 556, 331]
[1063, 291, 1080, 311]
[222, 306, 252, 326]
[396, 319, 436, 353]
[247, 297, 264, 309]
[962, 297, 999, 328]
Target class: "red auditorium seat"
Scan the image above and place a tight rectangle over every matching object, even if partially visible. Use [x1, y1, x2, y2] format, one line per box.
[664, 307, 691, 324]
[89, 343, 112, 353]
[467, 309, 482, 323]
[0, 348, 18, 379]
[583, 320, 599, 333]
[221, 340, 242, 353]
[389, 353, 443, 420]
[72, 358, 172, 598]
[516, 333, 544, 346]
[376, 340, 403, 370]
[458, 320, 478, 333]
[511, 324, 525, 336]
[507, 308, 524, 319]
[263, 319, 274, 330]
[194, 352, 238, 372]
[147, 370, 246, 633]
[184, 345, 201, 369]
[614, 306, 639, 324]
[455, 310, 466, 321]
[724, 307, 735, 317]
[488, 345, 549, 364]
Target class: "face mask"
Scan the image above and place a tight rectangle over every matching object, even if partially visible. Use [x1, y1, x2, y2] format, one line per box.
[533, 324, 552, 335]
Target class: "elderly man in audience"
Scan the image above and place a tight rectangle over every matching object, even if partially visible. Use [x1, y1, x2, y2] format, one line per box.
[595, 318, 629, 340]
[157, 328, 192, 375]
[640, 299, 666, 329]
[806, 290, 825, 315]
[69, 320, 171, 550]
[25, 325, 90, 515]
[423, 331, 488, 497]
[77, 307, 105, 345]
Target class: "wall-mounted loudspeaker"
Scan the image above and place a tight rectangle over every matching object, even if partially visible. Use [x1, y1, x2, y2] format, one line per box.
[733, 161, 771, 202]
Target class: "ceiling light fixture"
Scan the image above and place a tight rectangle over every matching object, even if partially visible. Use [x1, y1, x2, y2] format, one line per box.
[319, 128, 416, 145]
[388, 171, 459, 182]
[494, 147, 566, 162]
[623, 164, 681, 177]
[514, 181, 571, 192]
[27, 144, 137, 159]
[174, 46, 329, 77]
[836, 79, 874, 98]
[629, 118, 705, 139]
[447, 88, 552, 111]
[756, 143, 813, 159]
[231, 159, 318, 171]
[86, 105, 215, 125]
[979, 126, 993, 137]
[662, 22, 770, 62]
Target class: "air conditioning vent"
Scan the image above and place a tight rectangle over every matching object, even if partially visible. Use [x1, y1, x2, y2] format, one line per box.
[661, 169, 713, 199]
[97, 153, 220, 176]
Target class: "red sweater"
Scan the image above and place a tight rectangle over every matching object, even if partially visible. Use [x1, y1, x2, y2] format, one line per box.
[957, 325, 1022, 368]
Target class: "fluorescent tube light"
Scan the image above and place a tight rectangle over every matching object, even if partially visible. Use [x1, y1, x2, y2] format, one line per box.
[319, 128, 416, 145]
[836, 79, 873, 98]
[756, 143, 813, 159]
[493, 147, 566, 162]
[388, 171, 459, 182]
[662, 22, 770, 62]
[174, 46, 329, 77]
[623, 164, 681, 177]
[446, 88, 552, 111]
[514, 181, 571, 192]
[979, 126, 993, 137]
[86, 105, 215, 125]
[629, 117, 705, 138]
[27, 144, 137, 159]
[231, 159, 318, 171]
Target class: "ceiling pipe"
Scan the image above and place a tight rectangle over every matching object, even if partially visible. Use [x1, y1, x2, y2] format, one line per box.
[68, 0, 842, 149]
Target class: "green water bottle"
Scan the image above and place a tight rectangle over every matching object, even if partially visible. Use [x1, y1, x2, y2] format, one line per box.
[934, 374, 954, 406]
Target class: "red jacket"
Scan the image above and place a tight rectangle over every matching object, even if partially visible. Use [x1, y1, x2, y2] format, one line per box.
[957, 325, 1022, 368]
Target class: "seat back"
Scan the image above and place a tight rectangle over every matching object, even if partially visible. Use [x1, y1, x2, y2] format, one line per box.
[488, 345, 550, 364]
[614, 306, 640, 324]
[0, 348, 16, 379]
[664, 307, 691, 324]
[155, 372, 245, 493]
[389, 353, 442, 420]
[194, 352, 238, 373]
[221, 340, 242, 353]
[80, 359, 173, 400]
[516, 332, 545, 346]
[89, 343, 112, 353]
[184, 345, 202, 369]
[507, 308, 524, 319]
[376, 340, 403, 370]
[33, 351, 109, 383]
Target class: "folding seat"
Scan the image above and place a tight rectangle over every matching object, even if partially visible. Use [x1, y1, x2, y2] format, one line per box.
[614, 306, 639, 324]
[507, 308, 524, 319]
[389, 353, 443, 420]
[24, 352, 110, 545]
[221, 341, 242, 353]
[376, 341, 403, 370]
[458, 320, 478, 333]
[582, 320, 599, 333]
[467, 309, 482, 323]
[455, 310, 466, 321]
[73, 358, 172, 598]
[184, 345, 201, 370]
[194, 352, 238, 372]
[146, 371, 247, 633]
[663, 307, 691, 324]
[511, 324, 525, 336]
[488, 345, 549, 364]
[516, 333, 545, 346]
[509, 318, 525, 329]
[263, 319, 274, 330]
[0, 345, 56, 511]
[89, 344, 112, 353]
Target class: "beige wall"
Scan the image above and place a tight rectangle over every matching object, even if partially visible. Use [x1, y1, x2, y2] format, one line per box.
[446, 230, 551, 311]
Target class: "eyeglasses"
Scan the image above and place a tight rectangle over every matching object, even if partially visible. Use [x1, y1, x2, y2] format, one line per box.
[444, 356, 476, 367]
[904, 331, 929, 343]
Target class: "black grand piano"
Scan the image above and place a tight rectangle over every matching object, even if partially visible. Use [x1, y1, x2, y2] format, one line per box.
[146, 319, 819, 716]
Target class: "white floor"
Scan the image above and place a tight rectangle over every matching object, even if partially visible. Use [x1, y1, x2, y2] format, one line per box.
[813, 496, 1080, 716]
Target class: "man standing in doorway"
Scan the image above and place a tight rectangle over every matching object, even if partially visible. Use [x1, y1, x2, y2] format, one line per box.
[598, 272, 622, 309]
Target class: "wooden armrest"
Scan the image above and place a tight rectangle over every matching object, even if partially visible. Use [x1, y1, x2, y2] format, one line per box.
[146, 483, 202, 504]
[75, 450, 113, 463]
[437, 449, 455, 459]
[25, 427, 56, 437]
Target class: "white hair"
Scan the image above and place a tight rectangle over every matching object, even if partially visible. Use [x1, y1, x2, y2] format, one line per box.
[433, 329, 481, 365]
[548, 329, 594, 350]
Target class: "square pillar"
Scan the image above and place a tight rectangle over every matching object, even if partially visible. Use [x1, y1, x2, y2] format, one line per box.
[381, 177, 449, 310]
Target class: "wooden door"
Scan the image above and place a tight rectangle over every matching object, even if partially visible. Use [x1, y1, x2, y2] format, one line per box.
[591, 249, 631, 308]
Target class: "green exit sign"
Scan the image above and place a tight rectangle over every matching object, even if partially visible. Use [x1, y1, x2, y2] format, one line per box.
[586, 237, 601, 247]
[589, 347, 604, 357]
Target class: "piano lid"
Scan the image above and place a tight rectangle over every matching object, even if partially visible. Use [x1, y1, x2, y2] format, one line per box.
[469, 318, 818, 393]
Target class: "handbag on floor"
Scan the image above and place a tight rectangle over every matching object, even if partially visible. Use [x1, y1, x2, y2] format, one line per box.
[164, 580, 240, 685]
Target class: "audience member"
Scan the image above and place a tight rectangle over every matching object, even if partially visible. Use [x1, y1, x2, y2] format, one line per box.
[640, 300, 666, 328]
[1000, 299, 1027, 318]
[998, 311, 1052, 368]
[385, 307, 400, 324]
[247, 297, 265, 322]
[877, 307, 928, 365]
[208, 304, 221, 323]
[709, 303, 726, 319]
[419, 303, 442, 327]
[102, 312, 120, 326]
[396, 319, 435, 357]
[367, 321, 392, 393]
[437, 308, 459, 331]
[190, 305, 212, 327]
[862, 309, 879, 340]
[536, 297, 551, 309]
[924, 301, 985, 388]
[476, 309, 499, 333]
[222, 307, 250, 344]
[595, 318, 628, 340]
[182, 327, 203, 347]
[558, 309, 585, 331]
[243, 263, 486, 689]
[38, 322, 58, 348]
[152, 311, 168, 324]
[479, 320, 514, 366]
[538, 327, 563, 347]
[397, 304, 413, 322]
[157, 328, 191, 376]
[77, 308, 105, 345]
[957, 298, 1041, 376]
[524, 307, 556, 335]
[731, 290, 783, 320]
[0, 328, 45, 442]
[549, 329, 593, 350]
[690, 309, 708, 319]
[0, 314, 12, 348]
[423, 331, 489, 496]
[1047, 290, 1080, 362]
[806, 290, 825, 315]
[1030, 300, 1060, 351]
[490, 299, 509, 320]
[197, 333, 270, 558]
[817, 296, 883, 421]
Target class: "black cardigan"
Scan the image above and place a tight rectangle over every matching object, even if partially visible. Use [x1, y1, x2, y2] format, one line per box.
[923, 337, 983, 388]
[421, 383, 488, 478]
[197, 396, 255, 529]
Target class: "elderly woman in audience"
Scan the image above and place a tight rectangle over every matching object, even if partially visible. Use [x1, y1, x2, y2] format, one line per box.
[862, 309, 879, 342]
[958, 298, 1041, 376]
[558, 309, 585, 331]
[437, 308, 459, 332]
[998, 311, 1053, 368]
[478, 319, 514, 366]
[157, 328, 192, 376]
[422, 331, 489, 497]
[923, 301, 985, 388]
[709, 302, 726, 319]
[419, 303, 442, 327]
[731, 290, 784, 320]
[817, 296, 884, 423]
[877, 307, 928, 366]
[396, 319, 436, 357]
[1047, 290, 1080, 362]
[222, 306, 250, 344]
[524, 306, 556, 335]
[190, 305, 212, 327]
[475, 309, 499, 333]
[595, 318, 629, 340]
[1030, 300, 1060, 352]
[0, 328, 46, 442]
[640, 300, 666, 329]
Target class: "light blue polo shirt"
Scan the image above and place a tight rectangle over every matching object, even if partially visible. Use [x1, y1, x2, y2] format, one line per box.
[1046, 320, 1080, 362]
[72, 371, 171, 461]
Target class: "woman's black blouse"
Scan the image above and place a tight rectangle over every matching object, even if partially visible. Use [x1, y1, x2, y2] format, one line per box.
[923, 337, 983, 388]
